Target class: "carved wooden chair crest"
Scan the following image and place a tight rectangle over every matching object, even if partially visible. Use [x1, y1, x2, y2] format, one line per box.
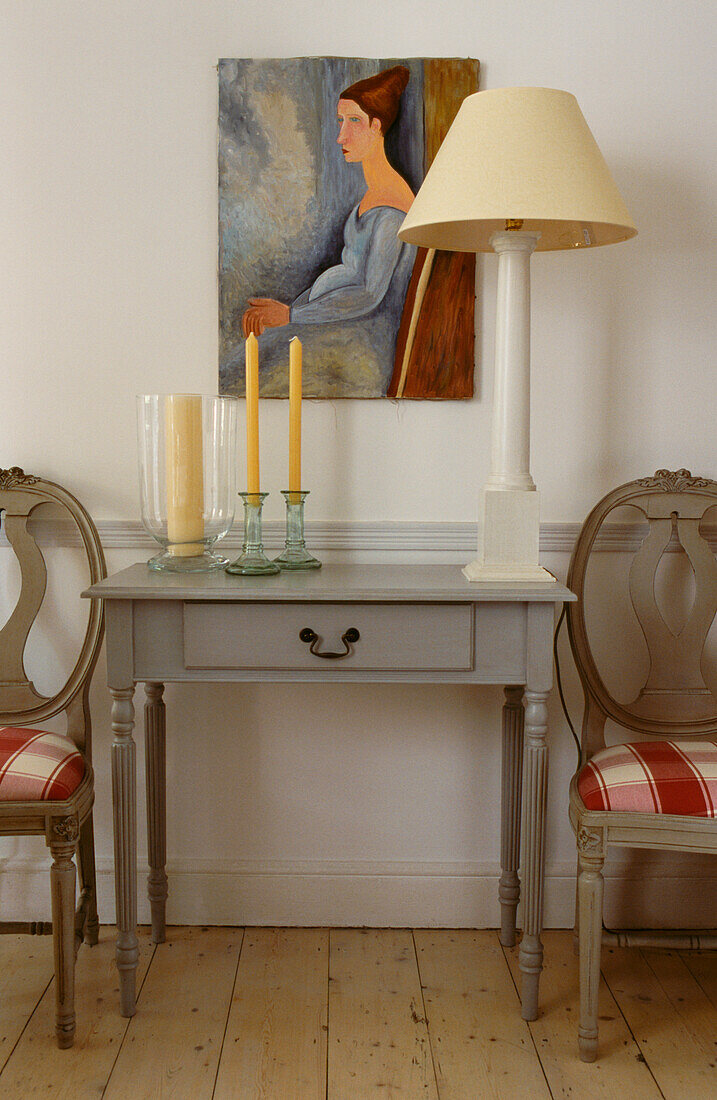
[566, 469, 717, 1062]
[0, 467, 106, 1047]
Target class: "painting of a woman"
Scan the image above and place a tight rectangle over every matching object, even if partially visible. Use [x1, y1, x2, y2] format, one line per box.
[218, 57, 479, 399]
[220, 66, 416, 398]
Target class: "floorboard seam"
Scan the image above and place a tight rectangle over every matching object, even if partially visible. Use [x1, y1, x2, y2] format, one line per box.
[601, 951, 667, 1100]
[101, 936, 158, 1100]
[497, 934, 555, 1100]
[412, 929, 441, 1099]
[209, 926, 245, 1100]
[680, 951, 717, 1012]
[0, 968, 54, 1080]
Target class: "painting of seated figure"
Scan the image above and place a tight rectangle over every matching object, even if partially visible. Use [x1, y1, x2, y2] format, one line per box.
[218, 56, 479, 399]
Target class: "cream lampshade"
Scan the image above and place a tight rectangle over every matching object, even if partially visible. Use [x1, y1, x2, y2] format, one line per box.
[399, 87, 636, 582]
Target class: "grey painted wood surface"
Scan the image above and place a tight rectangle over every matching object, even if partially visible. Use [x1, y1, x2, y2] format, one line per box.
[565, 470, 717, 1062]
[130, 599, 531, 684]
[85, 562, 574, 1023]
[0, 468, 106, 1048]
[86, 562, 574, 603]
[183, 601, 475, 671]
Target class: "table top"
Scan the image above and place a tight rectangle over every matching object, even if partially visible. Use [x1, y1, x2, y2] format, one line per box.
[84, 563, 575, 604]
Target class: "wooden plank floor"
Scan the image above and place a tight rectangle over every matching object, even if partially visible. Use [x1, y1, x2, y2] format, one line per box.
[1, 928, 716, 1099]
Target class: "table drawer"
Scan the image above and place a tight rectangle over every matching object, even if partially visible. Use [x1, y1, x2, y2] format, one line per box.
[183, 601, 474, 672]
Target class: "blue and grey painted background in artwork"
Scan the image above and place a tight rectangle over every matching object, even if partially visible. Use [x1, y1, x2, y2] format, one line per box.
[218, 57, 425, 398]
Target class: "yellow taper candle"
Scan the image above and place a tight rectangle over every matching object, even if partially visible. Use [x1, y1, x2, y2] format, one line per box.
[165, 394, 204, 556]
[289, 337, 302, 492]
[245, 333, 260, 494]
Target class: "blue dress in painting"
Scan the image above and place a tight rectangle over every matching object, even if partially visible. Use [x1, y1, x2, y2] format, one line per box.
[219, 204, 416, 399]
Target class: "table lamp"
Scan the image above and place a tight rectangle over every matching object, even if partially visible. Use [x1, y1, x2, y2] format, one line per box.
[398, 87, 637, 582]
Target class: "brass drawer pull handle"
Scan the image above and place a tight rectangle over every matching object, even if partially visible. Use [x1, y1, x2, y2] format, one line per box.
[299, 626, 360, 659]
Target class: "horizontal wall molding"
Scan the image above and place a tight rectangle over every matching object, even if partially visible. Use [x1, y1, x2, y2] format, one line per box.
[3, 518, 716, 555]
[5, 852, 714, 880]
[2, 855, 715, 928]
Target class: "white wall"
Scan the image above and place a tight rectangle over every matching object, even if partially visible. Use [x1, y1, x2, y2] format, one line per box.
[1, 0, 716, 928]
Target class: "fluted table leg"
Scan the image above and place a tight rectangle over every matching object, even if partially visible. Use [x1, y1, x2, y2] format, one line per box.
[145, 682, 168, 943]
[519, 687, 549, 1020]
[111, 685, 138, 1017]
[499, 685, 524, 947]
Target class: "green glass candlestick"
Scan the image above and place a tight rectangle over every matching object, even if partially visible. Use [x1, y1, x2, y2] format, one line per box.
[274, 490, 321, 570]
[225, 492, 280, 576]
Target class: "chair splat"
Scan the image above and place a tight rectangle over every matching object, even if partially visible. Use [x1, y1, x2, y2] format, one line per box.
[0, 511, 49, 710]
[628, 506, 717, 721]
[0, 467, 106, 1048]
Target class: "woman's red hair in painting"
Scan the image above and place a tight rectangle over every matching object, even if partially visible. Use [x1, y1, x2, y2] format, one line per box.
[340, 66, 410, 135]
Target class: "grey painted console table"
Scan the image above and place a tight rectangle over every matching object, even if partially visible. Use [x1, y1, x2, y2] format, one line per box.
[84, 563, 575, 1022]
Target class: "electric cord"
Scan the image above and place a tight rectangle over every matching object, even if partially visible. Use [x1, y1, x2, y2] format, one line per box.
[553, 605, 629, 939]
[553, 605, 581, 765]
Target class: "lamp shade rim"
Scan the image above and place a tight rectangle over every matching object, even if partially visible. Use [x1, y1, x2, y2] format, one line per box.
[398, 218, 638, 252]
[398, 85, 636, 254]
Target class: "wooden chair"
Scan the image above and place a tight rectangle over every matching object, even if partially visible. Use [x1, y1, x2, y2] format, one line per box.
[0, 467, 106, 1047]
[566, 469, 717, 1061]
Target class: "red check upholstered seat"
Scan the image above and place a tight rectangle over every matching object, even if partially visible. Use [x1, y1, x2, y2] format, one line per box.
[577, 740, 717, 817]
[0, 727, 85, 802]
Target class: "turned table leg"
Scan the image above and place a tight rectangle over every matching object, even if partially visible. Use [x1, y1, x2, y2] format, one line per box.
[144, 682, 168, 943]
[499, 685, 524, 947]
[111, 685, 138, 1017]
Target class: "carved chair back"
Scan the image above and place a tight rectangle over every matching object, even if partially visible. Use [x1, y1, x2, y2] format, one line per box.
[0, 468, 106, 756]
[566, 469, 717, 762]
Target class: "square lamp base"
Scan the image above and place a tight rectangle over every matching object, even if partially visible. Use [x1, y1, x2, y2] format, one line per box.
[463, 487, 556, 584]
[462, 560, 556, 583]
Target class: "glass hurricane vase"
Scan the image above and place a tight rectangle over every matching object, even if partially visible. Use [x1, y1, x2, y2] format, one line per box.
[137, 393, 238, 572]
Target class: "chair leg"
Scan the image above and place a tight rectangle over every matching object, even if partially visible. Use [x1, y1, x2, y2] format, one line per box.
[572, 856, 580, 956]
[49, 824, 79, 1048]
[577, 840, 605, 1062]
[77, 814, 99, 946]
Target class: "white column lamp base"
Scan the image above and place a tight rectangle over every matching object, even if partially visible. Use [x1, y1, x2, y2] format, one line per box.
[463, 487, 556, 584]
